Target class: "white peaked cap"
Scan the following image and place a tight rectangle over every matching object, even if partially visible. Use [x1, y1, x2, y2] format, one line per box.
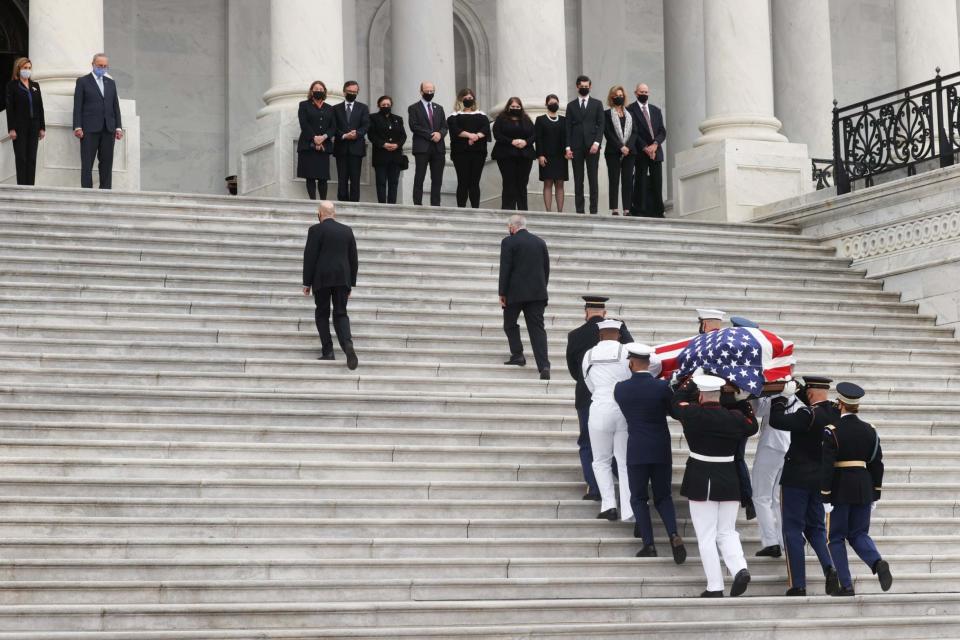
[696, 308, 726, 321]
[692, 374, 726, 392]
[625, 343, 654, 358]
[597, 319, 623, 331]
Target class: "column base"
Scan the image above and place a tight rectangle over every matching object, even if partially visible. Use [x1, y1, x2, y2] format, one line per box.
[0, 94, 141, 190]
[671, 139, 812, 222]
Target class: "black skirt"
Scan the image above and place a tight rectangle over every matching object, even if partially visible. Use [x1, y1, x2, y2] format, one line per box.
[297, 150, 331, 180]
[539, 155, 568, 181]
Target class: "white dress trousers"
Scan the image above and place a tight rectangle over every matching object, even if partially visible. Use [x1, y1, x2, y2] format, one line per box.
[688, 498, 748, 592]
[750, 397, 790, 548]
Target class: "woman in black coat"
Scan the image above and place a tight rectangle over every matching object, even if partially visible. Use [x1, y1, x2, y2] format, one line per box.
[447, 87, 491, 208]
[603, 85, 639, 216]
[491, 97, 536, 211]
[5, 57, 46, 186]
[535, 94, 567, 212]
[366, 94, 408, 204]
[297, 80, 337, 200]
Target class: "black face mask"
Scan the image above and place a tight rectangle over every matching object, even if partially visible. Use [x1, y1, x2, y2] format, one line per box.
[313, 91, 325, 101]
[578, 86, 590, 96]
[613, 96, 625, 106]
[637, 94, 649, 104]
[345, 93, 357, 102]
[508, 108, 522, 116]
[546, 103, 559, 113]
[462, 98, 475, 108]
[379, 106, 392, 115]
[422, 92, 435, 102]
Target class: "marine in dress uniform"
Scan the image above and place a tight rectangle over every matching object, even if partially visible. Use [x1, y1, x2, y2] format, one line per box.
[768, 375, 840, 596]
[821, 382, 892, 596]
[565, 296, 633, 500]
[613, 343, 686, 563]
[582, 319, 634, 521]
[674, 374, 759, 597]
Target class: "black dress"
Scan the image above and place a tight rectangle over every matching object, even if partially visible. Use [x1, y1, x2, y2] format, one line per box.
[297, 100, 336, 180]
[535, 114, 568, 181]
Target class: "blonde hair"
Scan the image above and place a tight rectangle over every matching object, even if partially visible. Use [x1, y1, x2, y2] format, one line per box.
[455, 87, 477, 112]
[607, 85, 626, 107]
[11, 57, 30, 81]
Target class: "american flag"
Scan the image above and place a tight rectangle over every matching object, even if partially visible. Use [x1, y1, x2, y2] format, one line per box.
[655, 327, 795, 393]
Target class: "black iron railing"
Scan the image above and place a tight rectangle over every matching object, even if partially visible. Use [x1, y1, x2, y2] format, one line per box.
[833, 68, 959, 194]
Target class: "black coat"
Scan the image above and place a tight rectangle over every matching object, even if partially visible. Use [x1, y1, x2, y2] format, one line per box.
[367, 112, 407, 167]
[628, 101, 666, 162]
[673, 381, 759, 502]
[614, 372, 675, 466]
[769, 397, 840, 492]
[4, 79, 45, 134]
[72, 73, 122, 133]
[447, 111, 491, 157]
[297, 101, 337, 154]
[498, 229, 549, 305]
[564, 96, 604, 153]
[491, 117, 536, 160]
[332, 101, 370, 157]
[603, 108, 639, 157]
[821, 413, 884, 505]
[566, 317, 633, 410]
[535, 114, 566, 158]
[302, 219, 358, 290]
[408, 100, 447, 154]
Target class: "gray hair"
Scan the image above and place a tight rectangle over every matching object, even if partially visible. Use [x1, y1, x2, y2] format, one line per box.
[508, 214, 527, 229]
[92, 53, 108, 64]
[318, 200, 336, 218]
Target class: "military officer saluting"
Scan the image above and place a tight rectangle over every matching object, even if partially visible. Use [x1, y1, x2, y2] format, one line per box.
[768, 375, 840, 596]
[565, 296, 633, 500]
[613, 343, 686, 563]
[821, 382, 892, 596]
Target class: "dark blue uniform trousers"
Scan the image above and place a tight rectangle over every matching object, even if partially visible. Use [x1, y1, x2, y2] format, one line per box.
[576, 405, 599, 495]
[781, 486, 833, 588]
[828, 503, 882, 589]
[628, 462, 678, 546]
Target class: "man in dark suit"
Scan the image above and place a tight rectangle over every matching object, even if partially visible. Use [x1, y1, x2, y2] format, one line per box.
[333, 80, 370, 202]
[408, 81, 447, 206]
[498, 214, 550, 379]
[628, 83, 666, 217]
[564, 75, 604, 214]
[72, 53, 123, 189]
[566, 296, 632, 500]
[302, 201, 359, 370]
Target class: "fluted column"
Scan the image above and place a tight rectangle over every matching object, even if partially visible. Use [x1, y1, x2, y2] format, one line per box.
[28, 0, 104, 95]
[696, 0, 786, 145]
[260, 0, 344, 116]
[895, 0, 960, 87]
[772, 0, 834, 157]
[494, 0, 567, 116]
[390, 0, 456, 117]
[663, 0, 705, 181]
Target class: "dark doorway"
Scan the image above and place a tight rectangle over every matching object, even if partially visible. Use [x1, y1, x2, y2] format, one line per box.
[0, 0, 29, 111]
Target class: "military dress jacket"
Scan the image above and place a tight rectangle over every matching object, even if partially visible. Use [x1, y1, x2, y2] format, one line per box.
[769, 397, 841, 492]
[821, 413, 883, 505]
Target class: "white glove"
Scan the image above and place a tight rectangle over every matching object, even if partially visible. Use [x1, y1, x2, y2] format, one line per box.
[780, 380, 797, 398]
[734, 389, 750, 401]
[692, 367, 705, 378]
[823, 503, 834, 514]
[871, 501, 878, 512]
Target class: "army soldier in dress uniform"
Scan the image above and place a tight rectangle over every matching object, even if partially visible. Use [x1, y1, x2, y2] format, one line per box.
[673, 374, 759, 597]
[566, 296, 633, 500]
[821, 382, 892, 596]
[582, 319, 633, 521]
[614, 343, 686, 563]
[768, 375, 840, 596]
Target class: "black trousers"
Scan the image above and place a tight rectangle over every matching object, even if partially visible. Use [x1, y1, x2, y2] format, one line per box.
[80, 129, 116, 189]
[605, 153, 635, 211]
[571, 150, 600, 213]
[336, 155, 363, 202]
[374, 163, 401, 204]
[503, 299, 550, 372]
[632, 154, 664, 217]
[305, 179, 328, 200]
[452, 153, 485, 208]
[496, 157, 533, 211]
[413, 150, 445, 205]
[11, 125, 40, 185]
[313, 286, 353, 355]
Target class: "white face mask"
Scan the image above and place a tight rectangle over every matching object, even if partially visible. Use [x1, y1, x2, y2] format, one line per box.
[19, 69, 31, 79]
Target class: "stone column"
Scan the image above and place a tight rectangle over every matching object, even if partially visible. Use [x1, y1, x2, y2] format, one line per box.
[895, 0, 960, 87]
[494, 0, 567, 116]
[260, 0, 344, 116]
[28, 0, 104, 95]
[771, 0, 834, 158]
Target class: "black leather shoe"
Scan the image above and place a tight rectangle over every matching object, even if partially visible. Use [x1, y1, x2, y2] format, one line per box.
[755, 545, 782, 558]
[670, 534, 687, 565]
[635, 544, 657, 558]
[730, 569, 751, 597]
[744, 502, 757, 520]
[582, 492, 601, 501]
[824, 566, 840, 595]
[589, 211, 598, 215]
[318, 353, 335, 361]
[343, 344, 358, 370]
[700, 590, 723, 598]
[785, 587, 807, 596]
[504, 356, 527, 366]
[832, 585, 855, 597]
[874, 559, 893, 592]
[596, 508, 618, 521]
[539, 368, 551, 380]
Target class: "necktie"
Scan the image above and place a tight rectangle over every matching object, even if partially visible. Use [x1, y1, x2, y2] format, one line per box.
[581, 99, 586, 112]
[642, 105, 655, 139]
[427, 103, 434, 129]
[347, 103, 352, 122]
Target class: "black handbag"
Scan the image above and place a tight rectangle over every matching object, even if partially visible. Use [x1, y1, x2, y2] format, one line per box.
[398, 155, 410, 171]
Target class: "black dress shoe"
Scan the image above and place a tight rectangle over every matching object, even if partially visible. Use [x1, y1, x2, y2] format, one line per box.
[670, 534, 687, 565]
[832, 585, 855, 597]
[700, 590, 723, 598]
[343, 344, 358, 370]
[874, 559, 893, 592]
[582, 492, 601, 501]
[744, 502, 757, 520]
[504, 356, 527, 366]
[824, 566, 840, 595]
[589, 211, 598, 215]
[611, 211, 619, 216]
[635, 544, 657, 558]
[539, 368, 551, 380]
[318, 353, 335, 361]
[755, 545, 782, 558]
[785, 587, 807, 596]
[596, 508, 618, 521]
[730, 569, 751, 597]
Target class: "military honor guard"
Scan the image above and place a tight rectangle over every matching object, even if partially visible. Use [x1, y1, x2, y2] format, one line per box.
[673, 374, 759, 597]
[768, 375, 840, 596]
[613, 343, 686, 563]
[565, 296, 633, 500]
[582, 319, 634, 521]
[821, 382, 892, 596]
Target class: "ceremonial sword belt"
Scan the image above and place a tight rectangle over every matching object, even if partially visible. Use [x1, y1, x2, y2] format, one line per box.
[689, 452, 735, 463]
[833, 460, 867, 469]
